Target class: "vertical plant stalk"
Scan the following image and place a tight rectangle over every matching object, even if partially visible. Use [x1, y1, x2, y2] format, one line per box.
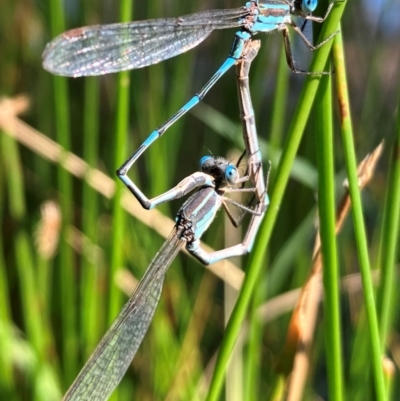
[0, 133, 21, 394]
[315, 68, 344, 401]
[376, 80, 400, 359]
[81, 74, 102, 357]
[108, 1, 133, 324]
[48, 0, 76, 383]
[332, 28, 386, 400]
[0, 220, 15, 392]
[205, 3, 347, 400]
[379, 146, 400, 399]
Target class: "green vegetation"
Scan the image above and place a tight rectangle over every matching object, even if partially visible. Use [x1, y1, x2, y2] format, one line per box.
[0, 0, 399, 400]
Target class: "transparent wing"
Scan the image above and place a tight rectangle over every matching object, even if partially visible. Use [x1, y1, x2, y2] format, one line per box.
[63, 227, 185, 401]
[43, 8, 248, 77]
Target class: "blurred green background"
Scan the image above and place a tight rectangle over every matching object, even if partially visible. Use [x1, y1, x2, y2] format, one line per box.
[0, 0, 399, 400]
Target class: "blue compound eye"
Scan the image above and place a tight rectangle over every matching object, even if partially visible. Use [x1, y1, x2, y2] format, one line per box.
[225, 165, 239, 184]
[199, 156, 214, 171]
[302, 0, 317, 13]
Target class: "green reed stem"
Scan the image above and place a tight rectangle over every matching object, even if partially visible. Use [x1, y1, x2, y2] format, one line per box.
[332, 28, 386, 401]
[48, 0, 76, 383]
[377, 90, 400, 349]
[81, 75, 102, 357]
[315, 67, 344, 401]
[0, 140, 15, 395]
[108, 0, 133, 323]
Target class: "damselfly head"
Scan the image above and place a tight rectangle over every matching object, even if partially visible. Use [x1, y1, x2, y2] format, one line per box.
[199, 156, 240, 185]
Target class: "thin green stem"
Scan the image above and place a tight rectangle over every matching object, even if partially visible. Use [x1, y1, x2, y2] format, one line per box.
[108, 0, 133, 323]
[332, 28, 386, 401]
[0, 139, 15, 395]
[315, 66, 344, 401]
[377, 90, 400, 348]
[81, 74, 101, 357]
[48, 0, 76, 383]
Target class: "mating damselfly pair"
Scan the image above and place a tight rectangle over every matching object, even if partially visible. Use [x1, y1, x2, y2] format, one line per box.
[42, 0, 338, 399]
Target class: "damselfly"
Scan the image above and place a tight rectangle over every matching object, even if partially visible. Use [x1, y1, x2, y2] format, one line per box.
[43, 0, 337, 190]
